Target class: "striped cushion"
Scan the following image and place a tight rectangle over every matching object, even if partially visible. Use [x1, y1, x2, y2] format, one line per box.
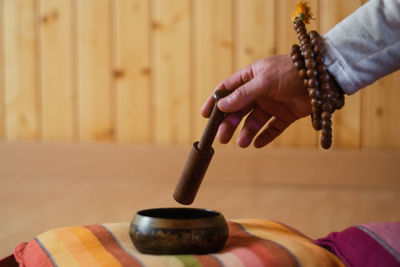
[14, 219, 344, 267]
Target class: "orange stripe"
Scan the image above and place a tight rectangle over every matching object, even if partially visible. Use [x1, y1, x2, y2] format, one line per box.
[234, 219, 344, 266]
[52, 227, 101, 266]
[84, 225, 142, 267]
[67, 225, 122, 267]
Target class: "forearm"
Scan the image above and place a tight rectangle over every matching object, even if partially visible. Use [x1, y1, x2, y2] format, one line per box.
[323, 0, 400, 95]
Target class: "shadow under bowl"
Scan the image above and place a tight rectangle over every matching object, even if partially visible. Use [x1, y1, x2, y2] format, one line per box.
[130, 208, 229, 255]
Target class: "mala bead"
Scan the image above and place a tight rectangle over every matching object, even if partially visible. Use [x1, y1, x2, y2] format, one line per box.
[312, 119, 322, 131]
[303, 49, 315, 59]
[322, 92, 333, 101]
[322, 120, 332, 128]
[294, 60, 305, 70]
[314, 44, 324, 54]
[321, 111, 331, 120]
[320, 135, 332, 149]
[308, 78, 319, 88]
[304, 79, 309, 87]
[321, 126, 332, 137]
[322, 102, 333, 113]
[311, 106, 321, 115]
[305, 59, 317, 69]
[310, 37, 321, 47]
[311, 98, 322, 108]
[315, 54, 324, 63]
[307, 69, 318, 78]
[291, 44, 300, 54]
[308, 30, 320, 39]
[291, 53, 302, 61]
[319, 73, 331, 83]
[299, 68, 307, 79]
[317, 64, 327, 73]
[321, 82, 331, 91]
[308, 88, 321, 98]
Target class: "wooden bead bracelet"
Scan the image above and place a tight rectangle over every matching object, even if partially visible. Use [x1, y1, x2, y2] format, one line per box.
[290, 2, 345, 149]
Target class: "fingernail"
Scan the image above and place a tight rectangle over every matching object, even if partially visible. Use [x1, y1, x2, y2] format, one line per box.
[218, 98, 229, 111]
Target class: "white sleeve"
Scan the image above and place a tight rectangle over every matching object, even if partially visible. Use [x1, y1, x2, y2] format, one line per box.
[322, 0, 400, 95]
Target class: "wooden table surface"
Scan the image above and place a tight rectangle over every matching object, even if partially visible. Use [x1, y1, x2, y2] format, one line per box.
[1, 142, 400, 257]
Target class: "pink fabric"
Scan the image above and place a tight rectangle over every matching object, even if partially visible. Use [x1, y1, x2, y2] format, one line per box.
[360, 222, 400, 254]
[315, 222, 400, 267]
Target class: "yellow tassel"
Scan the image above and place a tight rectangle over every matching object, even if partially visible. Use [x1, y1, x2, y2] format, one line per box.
[291, 1, 314, 24]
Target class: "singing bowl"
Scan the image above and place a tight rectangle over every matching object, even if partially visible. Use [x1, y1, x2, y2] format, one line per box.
[130, 208, 229, 254]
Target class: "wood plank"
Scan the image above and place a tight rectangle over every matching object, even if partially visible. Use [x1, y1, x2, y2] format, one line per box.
[228, 0, 275, 148]
[320, 0, 362, 148]
[0, 0, 4, 138]
[152, 0, 191, 144]
[4, 0, 40, 140]
[114, 0, 151, 143]
[40, 0, 74, 141]
[361, 72, 400, 149]
[192, 0, 233, 139]
[274, 0, 319, 148]
[77, 0, 113, 142]
[235, 0, 275, 67]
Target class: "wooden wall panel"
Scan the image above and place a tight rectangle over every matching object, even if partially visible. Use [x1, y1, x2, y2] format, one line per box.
[0, 0, 399, 150]
[235, 0, 275, 67]
[40, 0, 74, 141]
[114, 0, 151, 143]
[362, 72, 400, 149]
[77, 0, 113, 142]
[192, 0, 233, 138]
[320, 0, 362, 148]
[0, 0, 4, 139]
[274, 0, 319, 148]
[4, 0, 40, 140]
[152, 0, 191, 144]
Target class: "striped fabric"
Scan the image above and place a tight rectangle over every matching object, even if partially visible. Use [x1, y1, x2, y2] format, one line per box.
[315, 222, 400, 267]
[13, 219, 344, 267]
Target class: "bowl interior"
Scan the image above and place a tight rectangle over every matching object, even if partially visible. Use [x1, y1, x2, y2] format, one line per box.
[137, 208, 220, 220]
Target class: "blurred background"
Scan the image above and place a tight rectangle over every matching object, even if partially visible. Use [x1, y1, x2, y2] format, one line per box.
[1, 0, 399, 258]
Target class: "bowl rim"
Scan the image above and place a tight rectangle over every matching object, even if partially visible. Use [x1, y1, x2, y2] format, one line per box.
[136, 207, 221, 219]
[131, 207, 227, 229]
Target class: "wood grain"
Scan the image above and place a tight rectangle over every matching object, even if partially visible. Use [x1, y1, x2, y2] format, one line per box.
[152, 0, 191, 144]
[0, 0, 398, 149]
[362, 72, 400, 149]
[77, 0, 113, 142]
[192, 0, 233, 139]
[114, 0, 151, 143]
[235, 0, 275, 67]
[40, 0, 74, 141]
[4, 0, 40, 140]
[0, 0, 4, 138]
[320, 0, 362, 148]
[274, 0, 319, 148]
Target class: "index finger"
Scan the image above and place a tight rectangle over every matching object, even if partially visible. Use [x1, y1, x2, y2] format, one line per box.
[200, 64, 255, 118]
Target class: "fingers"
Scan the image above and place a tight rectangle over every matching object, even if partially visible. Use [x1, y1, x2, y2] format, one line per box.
[237, 107, 272, 148]
[217, 112, 243, 144]
[254, 117, 291, 148]
[216, 105, 254, 144]
[218, 75, 266, 113]
[201, 64, 255, 118]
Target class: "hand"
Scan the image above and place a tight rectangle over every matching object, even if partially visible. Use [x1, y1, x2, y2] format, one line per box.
[201, 54, 311, 148]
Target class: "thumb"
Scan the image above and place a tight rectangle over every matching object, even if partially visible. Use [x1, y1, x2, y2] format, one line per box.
[218, 76, 264, 112]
